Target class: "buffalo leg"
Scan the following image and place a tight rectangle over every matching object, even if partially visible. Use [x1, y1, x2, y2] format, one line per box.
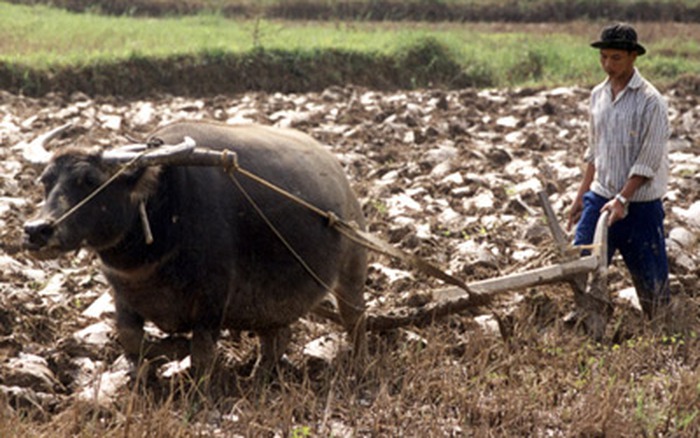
[115, 300, 189, 365]
[337, 296, 367, 371]
[336, 251, 368, 372]
[255, 326, 292, 378]
[115, 301, 147, 363]
[190, 326, 218, 380]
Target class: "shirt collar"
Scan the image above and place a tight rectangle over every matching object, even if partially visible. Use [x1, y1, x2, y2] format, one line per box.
[604, 67, 642, 91]
[627, 68, 643, 89]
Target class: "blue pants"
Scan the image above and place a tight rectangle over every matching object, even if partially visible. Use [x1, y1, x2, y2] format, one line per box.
[574, 191, 670, 316]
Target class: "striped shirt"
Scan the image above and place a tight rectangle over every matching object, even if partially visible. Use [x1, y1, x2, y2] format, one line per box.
[585, 68, 669, 202]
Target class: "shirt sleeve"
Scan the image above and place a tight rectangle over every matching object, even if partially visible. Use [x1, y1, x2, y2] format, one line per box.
[629, 94, 669, 178]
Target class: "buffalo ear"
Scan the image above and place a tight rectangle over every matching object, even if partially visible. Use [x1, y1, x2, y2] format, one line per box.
[123, 166, 162, 203]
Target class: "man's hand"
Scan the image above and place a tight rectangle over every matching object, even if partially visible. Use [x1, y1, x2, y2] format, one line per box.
[568, 163, 596, 232]
[601, 197, 627, 226]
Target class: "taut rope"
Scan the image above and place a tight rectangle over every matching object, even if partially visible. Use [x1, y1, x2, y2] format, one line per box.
[216, 150, 471, 294]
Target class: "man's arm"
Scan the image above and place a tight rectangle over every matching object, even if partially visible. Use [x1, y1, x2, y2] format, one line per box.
[567, 162, 596, 231]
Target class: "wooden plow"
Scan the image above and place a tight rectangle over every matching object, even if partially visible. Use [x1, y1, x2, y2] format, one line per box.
[362, 202, 610, 334]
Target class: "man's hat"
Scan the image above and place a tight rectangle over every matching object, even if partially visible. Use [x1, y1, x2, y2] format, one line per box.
[591, 23, 646, 56]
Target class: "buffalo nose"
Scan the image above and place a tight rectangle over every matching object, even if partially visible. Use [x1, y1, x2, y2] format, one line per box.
[23, 219, 55, 248]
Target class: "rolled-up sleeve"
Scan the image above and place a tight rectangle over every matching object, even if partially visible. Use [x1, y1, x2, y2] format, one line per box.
[629, 96, 669, 178]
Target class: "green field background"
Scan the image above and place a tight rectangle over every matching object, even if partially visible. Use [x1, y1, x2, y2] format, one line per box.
[1, 2, 699, 95]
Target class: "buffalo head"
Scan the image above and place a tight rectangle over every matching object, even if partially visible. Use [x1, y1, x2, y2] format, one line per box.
[23, 148, 160, 257]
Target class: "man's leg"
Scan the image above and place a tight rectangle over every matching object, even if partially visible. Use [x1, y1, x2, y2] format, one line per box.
[615, 200, 670, 318]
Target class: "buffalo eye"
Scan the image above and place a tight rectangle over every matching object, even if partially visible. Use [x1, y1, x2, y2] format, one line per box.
[39, 171, 57, 195]
[73, 169, 102, 190]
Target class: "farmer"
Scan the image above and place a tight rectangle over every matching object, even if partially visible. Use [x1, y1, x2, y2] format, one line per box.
[567, 23, 670, 321]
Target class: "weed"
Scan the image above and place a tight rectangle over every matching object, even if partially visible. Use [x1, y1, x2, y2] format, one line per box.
[677, 409, 699, 431]
[371, 199, 388, 216]
[292, 425, 312, 437]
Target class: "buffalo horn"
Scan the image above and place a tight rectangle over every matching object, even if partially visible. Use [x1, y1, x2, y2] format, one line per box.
[17, 122, 73, 164]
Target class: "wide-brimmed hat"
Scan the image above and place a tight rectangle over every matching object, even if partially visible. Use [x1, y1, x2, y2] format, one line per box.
[591, 23, 646, 56]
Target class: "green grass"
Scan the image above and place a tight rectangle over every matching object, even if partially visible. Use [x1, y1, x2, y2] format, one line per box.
[1, 2, 699, 93]
[0, 4, 252, 66]
[2, 4, 443, 66]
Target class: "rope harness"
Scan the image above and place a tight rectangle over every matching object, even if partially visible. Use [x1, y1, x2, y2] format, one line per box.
[52, 143, 472, 304]
[217, 150, 472, 293]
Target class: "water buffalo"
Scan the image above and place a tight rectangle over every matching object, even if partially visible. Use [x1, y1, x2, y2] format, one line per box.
[23, 120, 368, 376]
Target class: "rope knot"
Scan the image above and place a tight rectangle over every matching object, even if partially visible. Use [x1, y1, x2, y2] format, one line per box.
[221, 150, 239, 174]
[326, 211, 339, 227]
